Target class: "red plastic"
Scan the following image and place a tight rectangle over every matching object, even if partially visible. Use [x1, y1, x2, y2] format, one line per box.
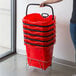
[22, 13, 56, 26]
[26, 44, 54, 70]
[24, 34, 56, 41]
[23, 23, 55, 31]
[22, 13, 56, 70]
[23, 29, 56, 37]
[24, 39, 55, 46]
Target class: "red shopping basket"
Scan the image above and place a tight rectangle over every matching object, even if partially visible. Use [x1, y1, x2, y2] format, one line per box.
[23, 29, 56, 37]
[22, 4, 56, 70]
[25, 44, 54, 70]
[23, 13, 56, 31]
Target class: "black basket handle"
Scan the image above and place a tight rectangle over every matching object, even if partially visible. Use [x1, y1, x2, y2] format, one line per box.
[26, 3, 54, 20]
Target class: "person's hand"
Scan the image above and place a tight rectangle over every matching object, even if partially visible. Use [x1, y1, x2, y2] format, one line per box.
[40, 0, 63, 7]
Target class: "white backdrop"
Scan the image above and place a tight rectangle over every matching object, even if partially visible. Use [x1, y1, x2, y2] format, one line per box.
[0, 0, 11, 48]
[17, 0, 75, 62]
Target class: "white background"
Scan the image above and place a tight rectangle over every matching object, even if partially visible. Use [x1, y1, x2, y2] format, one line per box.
[17, 0, 75, 62]
[0, 0, 11, 48]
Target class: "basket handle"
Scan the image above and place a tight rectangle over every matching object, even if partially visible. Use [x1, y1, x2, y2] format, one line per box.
[26, 3, 54, 20]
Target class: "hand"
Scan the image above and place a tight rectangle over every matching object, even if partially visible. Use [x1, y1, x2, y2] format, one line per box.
[40, 1, 53, 7]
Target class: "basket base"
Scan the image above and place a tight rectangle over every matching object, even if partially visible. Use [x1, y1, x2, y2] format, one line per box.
[27, 57, 52, 70]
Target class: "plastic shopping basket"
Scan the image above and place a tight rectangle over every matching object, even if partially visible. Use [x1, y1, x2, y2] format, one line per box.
[22, 3, 56, 70]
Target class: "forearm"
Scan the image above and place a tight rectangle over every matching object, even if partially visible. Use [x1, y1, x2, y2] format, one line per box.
[40, 0, 63, 7]
[46, 0, 63, 4]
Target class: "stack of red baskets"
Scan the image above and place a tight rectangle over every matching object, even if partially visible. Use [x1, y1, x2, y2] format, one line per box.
[22, 4, 56, 70]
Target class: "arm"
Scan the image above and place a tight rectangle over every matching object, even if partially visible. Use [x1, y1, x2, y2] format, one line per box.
[40, 0, 63, 7]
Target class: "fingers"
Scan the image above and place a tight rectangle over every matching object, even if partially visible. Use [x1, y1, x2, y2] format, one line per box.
[40, 1, 51, 7]
[40, 1, 46, 7]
